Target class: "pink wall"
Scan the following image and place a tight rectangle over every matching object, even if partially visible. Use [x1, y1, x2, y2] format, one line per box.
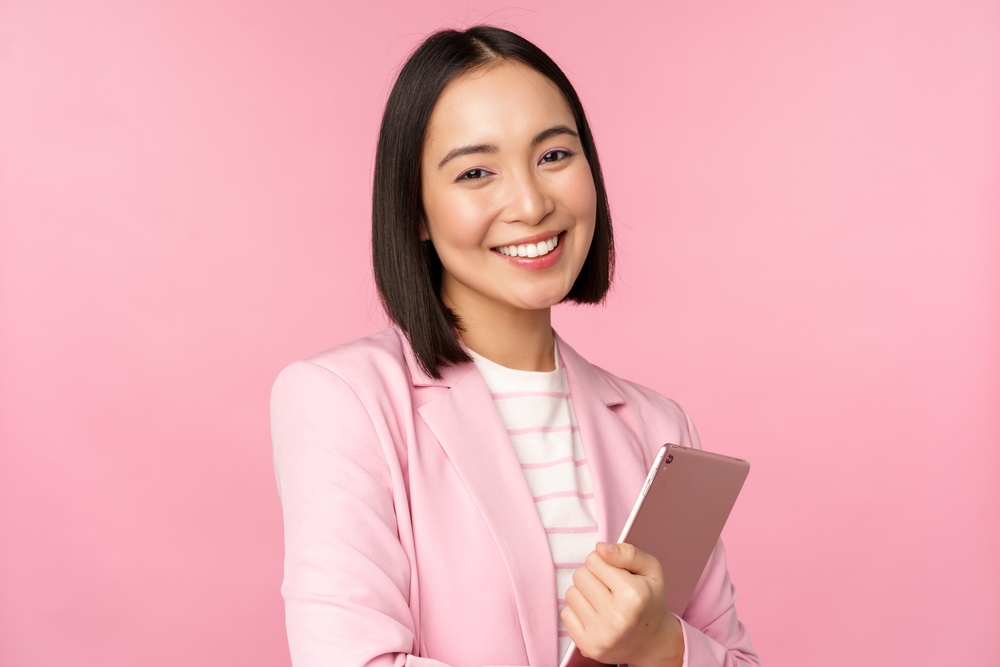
[1, 1, 998, 665]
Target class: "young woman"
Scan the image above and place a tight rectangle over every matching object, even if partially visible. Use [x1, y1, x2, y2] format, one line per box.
[271, 26, 760, 667]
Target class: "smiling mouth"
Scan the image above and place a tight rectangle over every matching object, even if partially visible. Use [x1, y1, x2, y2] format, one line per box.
[492, 233, 560, 258]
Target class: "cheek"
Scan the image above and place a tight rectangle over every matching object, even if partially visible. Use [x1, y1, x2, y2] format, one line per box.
[424, 188, 494, 251]
[563, 166, 598, 252]
[564, 164, 598, 228]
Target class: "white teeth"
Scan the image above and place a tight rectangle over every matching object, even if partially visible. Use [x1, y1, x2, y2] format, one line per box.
[495, 234, 560, 258]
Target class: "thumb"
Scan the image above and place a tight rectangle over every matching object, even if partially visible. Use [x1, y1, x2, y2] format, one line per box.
[597, 542, 663, 579]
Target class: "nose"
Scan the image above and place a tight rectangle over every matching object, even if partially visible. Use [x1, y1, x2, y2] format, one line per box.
[499, 169, 553, 226]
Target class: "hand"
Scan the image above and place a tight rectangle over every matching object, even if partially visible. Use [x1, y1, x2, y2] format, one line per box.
[560, 542, 684, 667]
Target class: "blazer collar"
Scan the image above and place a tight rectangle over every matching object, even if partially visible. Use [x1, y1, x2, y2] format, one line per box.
[405, 325, 646, 666]
[396, 324, 626, 409]
[396, 325, 475, 388]
[553, 331, 625, 408]
[415, 350, 558, 666]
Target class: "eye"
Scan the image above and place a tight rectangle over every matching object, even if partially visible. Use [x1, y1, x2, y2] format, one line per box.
[457, 168, 490, 181]
[540, 149, 572, 164]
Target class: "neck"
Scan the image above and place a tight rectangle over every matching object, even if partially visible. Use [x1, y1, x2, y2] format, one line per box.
[442, 284, 555, 372]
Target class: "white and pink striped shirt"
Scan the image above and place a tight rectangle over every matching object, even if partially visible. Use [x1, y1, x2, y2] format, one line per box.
[468, 344, 597, 662]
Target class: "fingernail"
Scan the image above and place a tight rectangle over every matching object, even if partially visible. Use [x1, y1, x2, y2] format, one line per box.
[600, 542, 617, 554]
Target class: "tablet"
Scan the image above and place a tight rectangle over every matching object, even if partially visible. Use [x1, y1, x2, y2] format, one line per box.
[559, 444, 750, 667]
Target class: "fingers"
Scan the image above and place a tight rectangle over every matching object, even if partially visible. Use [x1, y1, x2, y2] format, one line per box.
[561, 560, 607, 633]
[569, 544, 665, 624]
[561, 581, 594, 633]
[582, 545, 642, 594]
[595, 542, 663, 581]
[564, 544, 674, 666]
[572, 558, 613, 609]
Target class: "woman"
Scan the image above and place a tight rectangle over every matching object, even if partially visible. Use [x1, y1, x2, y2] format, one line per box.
[271, 26, 760, 667]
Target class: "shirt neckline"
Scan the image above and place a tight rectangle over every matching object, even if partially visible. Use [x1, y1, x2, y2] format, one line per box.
[466, 340, 563, 376]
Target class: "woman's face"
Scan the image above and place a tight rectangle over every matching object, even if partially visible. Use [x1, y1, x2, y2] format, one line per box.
[420, 61, 598, 317]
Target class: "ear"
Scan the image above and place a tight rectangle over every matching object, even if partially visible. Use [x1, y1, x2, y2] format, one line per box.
[418, 214, 431, 242]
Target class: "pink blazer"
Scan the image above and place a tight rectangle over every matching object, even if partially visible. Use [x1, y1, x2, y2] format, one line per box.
[271, 327, 760, 667]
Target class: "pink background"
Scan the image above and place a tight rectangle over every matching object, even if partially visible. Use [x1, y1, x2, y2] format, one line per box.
[1, 1, 998, 665]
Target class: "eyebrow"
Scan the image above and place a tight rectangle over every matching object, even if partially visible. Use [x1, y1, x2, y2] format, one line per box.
[437, 124, 579, 169]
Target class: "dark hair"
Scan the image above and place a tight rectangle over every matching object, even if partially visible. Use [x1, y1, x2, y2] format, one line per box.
[372, 25, 614, 378]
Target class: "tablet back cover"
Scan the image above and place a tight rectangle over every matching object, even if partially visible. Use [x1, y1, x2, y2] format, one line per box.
[559, 445, 750, 667]
[629, 445, 750, 616]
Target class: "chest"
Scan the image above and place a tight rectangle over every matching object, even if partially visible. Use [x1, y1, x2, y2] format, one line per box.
[391, 376, 657, 666]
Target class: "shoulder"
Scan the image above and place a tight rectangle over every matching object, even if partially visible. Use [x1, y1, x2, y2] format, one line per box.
[269, 330, 415, 521]
[559, 336, 702, 451]
[605, 366, 700, 449]
[269, 327, 419, 472]
[594, 360, 686, 416]
[303, 326, 409, 379]
[269, 327, 419, 436]
[272, 326, 411, 396]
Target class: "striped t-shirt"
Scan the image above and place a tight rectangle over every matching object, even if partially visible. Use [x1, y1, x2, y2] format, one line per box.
[468, 344, 598, 662]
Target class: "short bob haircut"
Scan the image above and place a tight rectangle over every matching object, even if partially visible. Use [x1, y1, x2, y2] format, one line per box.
[372, 25, 614, 378]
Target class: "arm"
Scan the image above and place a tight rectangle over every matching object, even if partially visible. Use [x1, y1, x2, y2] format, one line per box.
[569, 391, 761, 667]
[675, 539, 760, 667]
[673, 407, 760, 667]
[271, 361, 446, 667]
[561, 540, 759, 667]
[643, 394, 761, 666]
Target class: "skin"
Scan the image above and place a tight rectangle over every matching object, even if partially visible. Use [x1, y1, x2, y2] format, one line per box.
[419, 60, 594, 371]
[419, 60, 684, 667]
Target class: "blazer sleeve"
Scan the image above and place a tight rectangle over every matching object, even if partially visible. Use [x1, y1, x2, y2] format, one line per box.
[672, 408, 762, 667]
[675, 540, 761, 667]
[271, 361, 526, 667]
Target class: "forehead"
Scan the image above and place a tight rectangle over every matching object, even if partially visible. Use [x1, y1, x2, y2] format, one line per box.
[424, 61, 576, 152]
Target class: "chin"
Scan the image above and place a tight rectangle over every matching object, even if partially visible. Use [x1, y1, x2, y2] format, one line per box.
[511, 286, 572, 311]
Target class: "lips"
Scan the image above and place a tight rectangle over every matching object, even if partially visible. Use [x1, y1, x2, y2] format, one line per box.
[492, 233, 560, 258]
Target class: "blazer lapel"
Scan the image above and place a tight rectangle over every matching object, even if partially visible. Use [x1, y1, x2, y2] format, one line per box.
[557, 335, 651, 543]
[399, 327, 651, 664]
[416, 359, 559, 667]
